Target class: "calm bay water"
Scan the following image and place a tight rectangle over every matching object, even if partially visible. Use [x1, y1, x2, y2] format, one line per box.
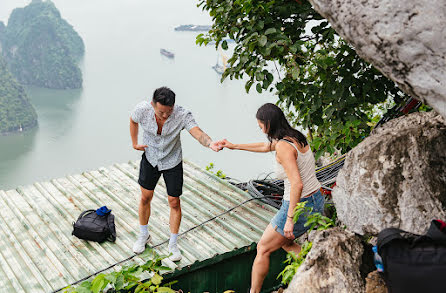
[0, 0, 276, 190]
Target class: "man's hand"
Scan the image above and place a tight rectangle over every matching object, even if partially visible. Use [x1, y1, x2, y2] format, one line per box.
[220, 139, 235, 150]
[209, 141, 223, 152]
[133, 144, 148, 151]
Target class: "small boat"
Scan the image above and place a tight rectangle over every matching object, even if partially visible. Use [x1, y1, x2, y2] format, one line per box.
[160, 48, 174, 59]
[174, 24, 211, 32]
[208, 39, 235, 45]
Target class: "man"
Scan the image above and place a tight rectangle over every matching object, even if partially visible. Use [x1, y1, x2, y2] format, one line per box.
[130, 86, 221, 261]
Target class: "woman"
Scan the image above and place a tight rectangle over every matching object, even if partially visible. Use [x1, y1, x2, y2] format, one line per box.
[220, 103, 324, 293]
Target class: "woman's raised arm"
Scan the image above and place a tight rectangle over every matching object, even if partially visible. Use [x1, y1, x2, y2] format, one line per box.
[220, 139, 277, 153]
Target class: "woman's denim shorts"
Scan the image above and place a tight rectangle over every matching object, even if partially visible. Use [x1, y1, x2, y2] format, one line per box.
[270, 190, 325, 238]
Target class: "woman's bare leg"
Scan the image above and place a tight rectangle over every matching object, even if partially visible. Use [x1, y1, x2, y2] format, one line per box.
[251, 224, 289, 293]
[282, 240, 301, 255]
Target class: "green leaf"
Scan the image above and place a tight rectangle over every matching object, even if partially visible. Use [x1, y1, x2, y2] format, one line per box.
[245, 80, 254, 92]
[104, 274, 117, 284]
[140, 248, 154, 260]
[157, 287, 176, 293]
[257, 20, 264, 30]
[256, 83, 262, 93]
[151, 273, 163, 285]
[158, 266, 172, 271]
[291, 67, 299, 79]
[255, 71, 265, 81]
[259, 35, 267, 47]
[91, 277, 105, 293]
[266, 72, 273, 83]
[115, 274, 125, 290]
[264, 28, 276, 35]
[76, 287, 92, 293]
[135, 284, 145, 293]
[79, 281, 92, 289]
[221, 40, 228, 50]
[325, 107, 335, 119]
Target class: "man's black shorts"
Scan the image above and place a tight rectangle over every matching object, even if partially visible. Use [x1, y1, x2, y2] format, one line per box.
[138, 154, 183, 197]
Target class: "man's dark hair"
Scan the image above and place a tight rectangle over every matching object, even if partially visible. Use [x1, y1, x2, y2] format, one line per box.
[152, 87, 175, 106]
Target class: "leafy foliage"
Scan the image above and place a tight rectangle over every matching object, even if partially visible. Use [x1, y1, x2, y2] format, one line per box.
[63, 249, 176, 293]
[278, 201, 336, 284]
[197, 0, 408, 158]
[205, 162, 227, 179]
[0, 0, 84, 89]
[278, 241, 312, 285]
[293, 201, 335, 231]
[0, 56, 37, 134]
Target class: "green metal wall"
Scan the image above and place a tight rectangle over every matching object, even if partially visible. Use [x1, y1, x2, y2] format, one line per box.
[163, 243, 287, 293]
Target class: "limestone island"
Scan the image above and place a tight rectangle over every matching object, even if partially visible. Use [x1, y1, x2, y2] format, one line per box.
[0, 0, 85, 89]
[0, 56, 38, 135]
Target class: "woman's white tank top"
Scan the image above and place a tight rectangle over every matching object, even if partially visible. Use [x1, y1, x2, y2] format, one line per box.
[275, 139, 321, 201]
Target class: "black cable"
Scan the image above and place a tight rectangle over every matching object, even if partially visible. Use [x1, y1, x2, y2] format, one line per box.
[259, 172, 275, 181]
[245, 180, 284, 209]
[52, 195, 274, 293]
[241, 155, 346, 210]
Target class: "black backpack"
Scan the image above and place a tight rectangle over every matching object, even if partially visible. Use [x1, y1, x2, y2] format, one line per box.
[377, 219, 446, 293]
[72, 209, 117, 243]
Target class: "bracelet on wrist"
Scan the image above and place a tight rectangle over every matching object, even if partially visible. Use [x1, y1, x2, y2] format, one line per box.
[287, 215, 293, 219]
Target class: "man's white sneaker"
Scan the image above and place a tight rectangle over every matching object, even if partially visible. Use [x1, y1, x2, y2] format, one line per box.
[168, 244, 182, 262]
[133, 234, 151, 254]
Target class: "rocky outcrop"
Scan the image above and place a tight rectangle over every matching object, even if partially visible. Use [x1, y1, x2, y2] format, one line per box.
[285, 228, 364, 293]
[365, 271, 387, 293]
[308, 0, 446, 119]
[332, 111, 446, 235]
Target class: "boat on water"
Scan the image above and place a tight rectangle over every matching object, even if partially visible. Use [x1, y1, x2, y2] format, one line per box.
[208, 39, 235, 45]
[160, 48, 174, 58]
[174, 24, 211, 32]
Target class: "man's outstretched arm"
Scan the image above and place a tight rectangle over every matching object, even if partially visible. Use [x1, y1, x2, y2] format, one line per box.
[189, 126, 221, 152]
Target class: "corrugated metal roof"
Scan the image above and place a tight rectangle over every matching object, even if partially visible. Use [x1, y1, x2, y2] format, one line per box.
[0, 160, 277, 292]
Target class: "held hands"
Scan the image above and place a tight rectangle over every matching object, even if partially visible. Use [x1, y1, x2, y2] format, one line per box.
[209, 141, 223, 152]
[133, 144, 148, 151]
[219, 139, 235, 149]
[209, 139, 235, 152]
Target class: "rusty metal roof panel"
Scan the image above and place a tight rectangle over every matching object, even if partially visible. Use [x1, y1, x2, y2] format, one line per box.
[0, 160, 276, 293]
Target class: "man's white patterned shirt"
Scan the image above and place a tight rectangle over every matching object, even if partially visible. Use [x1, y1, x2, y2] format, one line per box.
[131, 101, 198, 170]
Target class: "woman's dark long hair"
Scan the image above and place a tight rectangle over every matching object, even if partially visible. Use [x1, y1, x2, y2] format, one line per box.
[256, 103, 308, 147]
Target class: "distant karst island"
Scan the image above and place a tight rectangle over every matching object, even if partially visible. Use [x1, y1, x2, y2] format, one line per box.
[0, 56, 37, 135]
[0, 0, 85, 89]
